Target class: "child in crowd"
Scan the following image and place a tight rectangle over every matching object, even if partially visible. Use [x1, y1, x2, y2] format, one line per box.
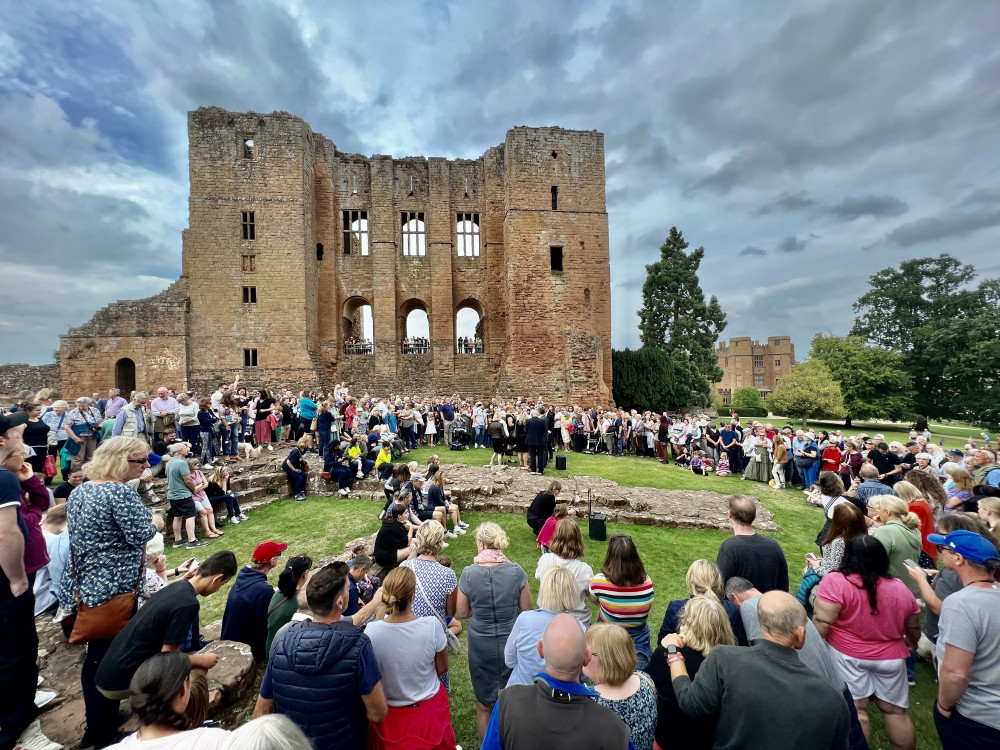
[536, 505, 568, 552]
[188, 457, 223, 539]
[717, 453, 732, 477]
[690, 450, 708, 476]
[674, 443, 691, 467]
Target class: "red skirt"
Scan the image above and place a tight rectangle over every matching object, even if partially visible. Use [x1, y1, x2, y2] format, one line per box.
[368, 682, 456, 750]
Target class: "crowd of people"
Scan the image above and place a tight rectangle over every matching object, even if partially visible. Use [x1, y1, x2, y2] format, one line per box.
[3, 379, 1000, 750]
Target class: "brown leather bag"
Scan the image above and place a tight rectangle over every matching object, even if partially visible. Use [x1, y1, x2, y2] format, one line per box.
[68, 544, 144, 644]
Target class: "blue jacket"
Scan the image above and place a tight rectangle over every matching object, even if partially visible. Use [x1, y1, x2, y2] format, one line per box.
[266, 620, 382, 750]
[220, 567, 274, 660]
[526, 416, 548, 446]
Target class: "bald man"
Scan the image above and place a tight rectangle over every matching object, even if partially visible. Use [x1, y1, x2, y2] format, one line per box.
[481, 613, 632, 750]
[662, 591, 850, 750]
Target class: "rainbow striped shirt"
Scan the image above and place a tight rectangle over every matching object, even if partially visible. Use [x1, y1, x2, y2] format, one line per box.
[589, 574, 654, 628]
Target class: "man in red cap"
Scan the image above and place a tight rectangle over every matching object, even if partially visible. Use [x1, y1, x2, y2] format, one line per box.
[221, 540, 287, 661]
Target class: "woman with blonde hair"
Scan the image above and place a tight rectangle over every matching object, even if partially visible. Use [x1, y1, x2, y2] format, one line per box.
[648, 596, 736, 750]
[943, 466, 976, 512]
[56, 436, 158, 749]
[978, 494, 1000, 536]
[658, 559, 745, 643]
[870, 495, 923, 598]
[535, 518, 594, 625]
[893, 480, 936, 567]
[505, 566, 584, 686]
[583, 623, 658, 750]
[365, 567, 456, 750]
[456, 522, 532, 739]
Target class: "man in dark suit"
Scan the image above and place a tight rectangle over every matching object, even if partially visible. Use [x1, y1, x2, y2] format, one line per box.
[526, 409, 549, 475]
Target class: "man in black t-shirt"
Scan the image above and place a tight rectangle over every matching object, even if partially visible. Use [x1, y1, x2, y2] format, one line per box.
[95, 550, 237, 701]
[867, 442, 903, 486]
[717, 495, 789, 593]
[373, 504, 415, 572]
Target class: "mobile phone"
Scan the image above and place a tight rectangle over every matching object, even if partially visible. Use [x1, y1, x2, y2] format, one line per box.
[903, 559, 919, 569]
[189, 559, 200, 570]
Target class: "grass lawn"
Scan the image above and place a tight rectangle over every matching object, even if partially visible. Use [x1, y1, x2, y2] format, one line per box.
[163, 446, 943, 749]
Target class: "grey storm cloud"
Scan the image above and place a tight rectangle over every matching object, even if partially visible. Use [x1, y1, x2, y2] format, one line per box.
[1, 0, 1000, 365]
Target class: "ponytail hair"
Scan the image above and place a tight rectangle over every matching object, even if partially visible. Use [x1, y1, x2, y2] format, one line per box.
[277, 556, 313, 599]
[381, 567, 416, 615]
[128, 652, 192, 730]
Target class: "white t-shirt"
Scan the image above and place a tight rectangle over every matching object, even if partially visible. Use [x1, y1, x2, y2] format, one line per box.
[364, 617, 446, 706]
[106, 727, 230, 750]
[534, 553, 595, 626]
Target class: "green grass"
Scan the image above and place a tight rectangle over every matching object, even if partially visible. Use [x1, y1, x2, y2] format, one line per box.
[163, 447, 942, 749]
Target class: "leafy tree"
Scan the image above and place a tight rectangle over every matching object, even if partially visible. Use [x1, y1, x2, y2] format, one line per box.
[850, 254, 976, 351]
[637, 227, 727, 406]
[731, 387, 764, 410]
[767, 359, 846, 427]
[809, 334, 913, 423]
[612, 347, 679, 413]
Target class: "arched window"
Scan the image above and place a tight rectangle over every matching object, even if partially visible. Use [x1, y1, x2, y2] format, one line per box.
[456, 213, 480, 257]
[342, 297, 373, 354]
[455, 301, 484, 354]
[400, 300, 430, 354]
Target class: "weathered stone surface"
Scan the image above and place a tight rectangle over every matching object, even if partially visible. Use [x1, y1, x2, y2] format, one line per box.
[0, 362, 60, 404]
[61, 108, 613, 405]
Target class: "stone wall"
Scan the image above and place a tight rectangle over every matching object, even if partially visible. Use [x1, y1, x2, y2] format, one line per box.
[61, 108, 615, 405]
[0, 363, 61, 403]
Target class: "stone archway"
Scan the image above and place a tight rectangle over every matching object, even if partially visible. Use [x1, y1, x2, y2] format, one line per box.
[399, 299, 429, 354]
[342, 296, 373, 354]
[115, 358, 136, 397]
[455, 298, 485, 353]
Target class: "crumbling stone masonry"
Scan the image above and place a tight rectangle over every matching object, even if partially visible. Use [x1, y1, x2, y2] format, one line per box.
[61, 108, 613, 404]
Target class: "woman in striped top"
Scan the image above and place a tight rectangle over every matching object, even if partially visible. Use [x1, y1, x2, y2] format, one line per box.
[589, 533, 655, 670]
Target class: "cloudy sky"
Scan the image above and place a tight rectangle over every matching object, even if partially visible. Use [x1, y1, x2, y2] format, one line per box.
[2, 0, 999, 365]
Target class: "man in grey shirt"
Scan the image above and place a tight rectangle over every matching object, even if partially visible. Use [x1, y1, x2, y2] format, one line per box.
[725, 578, 868, 750]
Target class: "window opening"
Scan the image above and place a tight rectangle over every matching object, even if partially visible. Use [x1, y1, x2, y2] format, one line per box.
[551, 186, 558, 210]
[402, 211, 426, 256]
[241, 255, 256, 273]
[775, 358, 781, 367]
[753, 374, 765, 388]
[316, 243, 324, 261]
[241, 211, 255, 241]
[753, 355, 764, 368]
[242, 138, 254, 159]
[243, 348, 258, 367]
[550, 245, 563, 273]
[456, 213, 480, 257]
[342, 210, 369, 255]
[242, 286, 257, 304]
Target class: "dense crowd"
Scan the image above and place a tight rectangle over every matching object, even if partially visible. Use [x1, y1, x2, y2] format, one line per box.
[2, 380, 1000, 750]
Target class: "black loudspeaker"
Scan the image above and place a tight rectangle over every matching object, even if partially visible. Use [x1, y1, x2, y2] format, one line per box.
[589, 513, 607, 541]
[587, 488, 607, 540]
[556, 455, 567, 471]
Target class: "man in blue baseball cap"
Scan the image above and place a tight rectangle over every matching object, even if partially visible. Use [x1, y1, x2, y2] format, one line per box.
[927, 529, 1000, 748]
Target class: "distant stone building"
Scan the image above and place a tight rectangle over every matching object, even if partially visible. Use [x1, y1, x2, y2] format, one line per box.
[60, 107, 613, 404]
[714, 336, 795, 402]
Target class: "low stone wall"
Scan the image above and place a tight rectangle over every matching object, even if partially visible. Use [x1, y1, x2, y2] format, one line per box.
[0, 362, 61, 403]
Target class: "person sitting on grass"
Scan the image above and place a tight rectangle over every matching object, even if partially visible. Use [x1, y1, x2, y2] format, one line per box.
[221, 542, 287, 662]
[94, 551, 238, 726]
[716, 452, 731, 477]
[690, 450, 708, 475]
[374, 503, 418, 573]
[674, 443, 691, 467]
[105, 651, 230, 750]
[535, 505, 568, 553]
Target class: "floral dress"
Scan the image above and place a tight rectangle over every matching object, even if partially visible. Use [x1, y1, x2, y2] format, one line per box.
[57, 482, 156, 609]
[594, 672, 658, 750]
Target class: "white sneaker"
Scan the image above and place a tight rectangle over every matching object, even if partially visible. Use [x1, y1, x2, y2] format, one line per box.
[356, 472, 364, 479]
[15, 718, 62, 750]
[458, 521, 469, 528]
[267, 445, 274, 451]
[229, 517, 240, 525]
[202, 463, 214, 469]
[455, 527, 467, 535]
[239, 513, 249, 520]
[444, 531, 457, 539]
[440, 541, 449, 548]
[34, 689, 57, 708]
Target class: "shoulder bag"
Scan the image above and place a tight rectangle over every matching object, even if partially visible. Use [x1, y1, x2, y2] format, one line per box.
[68, 543, 145, 644]
[414, 569, 461, 652]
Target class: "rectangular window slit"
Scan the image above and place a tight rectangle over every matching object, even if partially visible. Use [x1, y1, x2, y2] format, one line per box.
[241, 211, 255, 241]
[243, 348, 258, 367]
[550, 245, 563, 272]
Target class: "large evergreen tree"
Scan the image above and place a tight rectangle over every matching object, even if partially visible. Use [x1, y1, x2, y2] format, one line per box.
[637, 227, 726, 406]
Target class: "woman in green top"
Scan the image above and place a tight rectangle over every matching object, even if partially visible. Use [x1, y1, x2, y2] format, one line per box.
[265, 555, 313, 655]
[869, 495, 923, 597]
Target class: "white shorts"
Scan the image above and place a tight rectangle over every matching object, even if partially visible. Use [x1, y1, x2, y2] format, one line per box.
[827, 644, 909, 708]
[193, 498, 212, 512]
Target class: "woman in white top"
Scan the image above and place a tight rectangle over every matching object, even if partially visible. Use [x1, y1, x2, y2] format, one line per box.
[106, 652, 229, 750]
[365, 567, 456, 750]
[535, 518, 595, 626]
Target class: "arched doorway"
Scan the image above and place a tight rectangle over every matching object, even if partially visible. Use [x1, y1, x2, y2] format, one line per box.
[342, 297, 373, 354]
[400, 299, 429, 354]
[115, 358, 136, 397]
[455, 299, 484, 353]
